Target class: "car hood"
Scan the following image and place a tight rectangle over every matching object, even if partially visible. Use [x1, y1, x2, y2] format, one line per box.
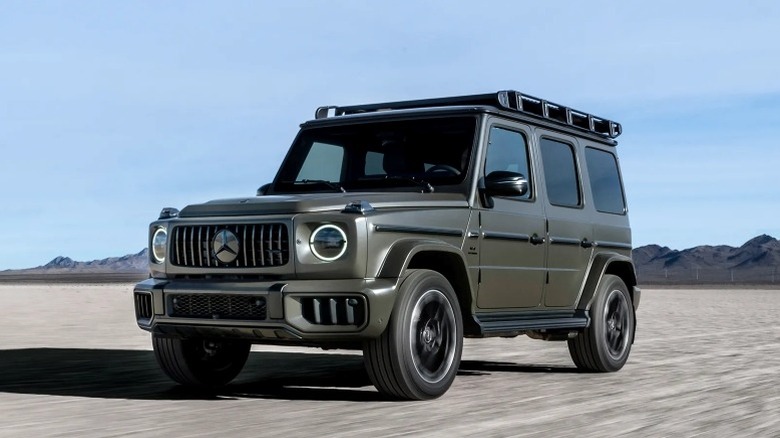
[178, 192, 469, 218]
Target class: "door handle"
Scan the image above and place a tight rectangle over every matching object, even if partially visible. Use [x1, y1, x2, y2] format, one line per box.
[530, 234, 546, 245]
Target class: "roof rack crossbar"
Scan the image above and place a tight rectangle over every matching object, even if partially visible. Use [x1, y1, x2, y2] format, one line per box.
[315, 90, 621, 138]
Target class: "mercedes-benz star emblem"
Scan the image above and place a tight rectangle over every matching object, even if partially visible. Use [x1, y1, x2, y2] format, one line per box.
[213, 229, 240, 264]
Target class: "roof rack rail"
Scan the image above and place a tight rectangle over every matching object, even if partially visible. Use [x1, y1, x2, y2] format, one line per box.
[314, 90, 621, 138]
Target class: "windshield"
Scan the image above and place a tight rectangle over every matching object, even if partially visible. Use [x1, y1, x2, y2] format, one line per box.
[272, 116, 477, 193]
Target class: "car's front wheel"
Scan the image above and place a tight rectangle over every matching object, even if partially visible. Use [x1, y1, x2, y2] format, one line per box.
[363, 269, 463, 400]
[152, 335, 251, 387]
[568, 274, 635, 372]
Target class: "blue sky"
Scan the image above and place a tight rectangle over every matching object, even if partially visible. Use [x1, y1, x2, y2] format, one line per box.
[1, 1, 779, 269]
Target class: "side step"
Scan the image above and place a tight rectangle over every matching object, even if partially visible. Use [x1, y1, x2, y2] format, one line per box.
[473, 310, 590, 337]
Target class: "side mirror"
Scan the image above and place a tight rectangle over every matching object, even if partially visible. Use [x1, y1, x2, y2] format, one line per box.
[480, 171, 529, 208]
[485, 171, 528, 196]
[256, 183, 271, 196]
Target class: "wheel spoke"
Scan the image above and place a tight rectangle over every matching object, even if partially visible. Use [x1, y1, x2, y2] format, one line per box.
[421, 349, 438, 371]
[607, 330, 616, 347]
[434, 305, 445, 323]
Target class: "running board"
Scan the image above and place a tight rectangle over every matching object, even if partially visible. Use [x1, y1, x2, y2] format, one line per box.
[473, 310, 590, 337]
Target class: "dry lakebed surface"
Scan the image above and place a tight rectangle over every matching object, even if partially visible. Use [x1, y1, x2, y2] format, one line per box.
[0, 283, 777, 437]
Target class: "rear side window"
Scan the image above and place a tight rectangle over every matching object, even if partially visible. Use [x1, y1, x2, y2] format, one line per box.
[585, 147, 626, 214]
[540, 138, 580, 207]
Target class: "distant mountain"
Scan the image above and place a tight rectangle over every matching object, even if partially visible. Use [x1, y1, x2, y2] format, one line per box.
[633, 235, 780, 270]
[2, 249, 149, 275]
[633, 234, 780, 284]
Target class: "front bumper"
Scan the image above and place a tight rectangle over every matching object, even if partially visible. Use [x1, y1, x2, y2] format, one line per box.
[133, 277, 398, 343]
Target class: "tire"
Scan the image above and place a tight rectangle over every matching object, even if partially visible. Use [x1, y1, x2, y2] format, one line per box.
[152, 335, 251, 387]
[363, 269, 463, 400]
[568, 274, 634, 372]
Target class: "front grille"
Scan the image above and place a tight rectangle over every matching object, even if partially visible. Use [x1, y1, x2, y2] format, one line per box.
[168, 294, 267, 320]
[170, 223, 289, 268]
[301, 296, 366, 326]
[134, 292, 153, 320]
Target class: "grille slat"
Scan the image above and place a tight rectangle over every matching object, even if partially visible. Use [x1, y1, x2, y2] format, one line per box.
[168, 294, 267, 320]
[174, 227, 181, 265]
[181, 227, 188, 266]
[205, 226, 212, 267]
[189, 226, 196, 267]
[170, 223, 289, 268]
[251, 226, 257, 266]
[259, 225, 266, 266]
[242, 226, 248, 267]
[266, 225, 272, 264]
[197, 226, 204, 267]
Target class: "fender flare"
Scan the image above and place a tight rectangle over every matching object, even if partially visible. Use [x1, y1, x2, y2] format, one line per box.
[377, 238, 470, 280]
[576, 252, 637, 311]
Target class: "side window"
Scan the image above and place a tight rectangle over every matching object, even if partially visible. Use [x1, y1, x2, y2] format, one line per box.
[540, 138, 581, 207]
[484, 126, 532, 199]
[585, 147, 626, 214]
[296, 142, 344, 181]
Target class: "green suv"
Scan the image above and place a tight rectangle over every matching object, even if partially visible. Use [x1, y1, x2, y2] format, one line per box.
[134, 90, 640, 400]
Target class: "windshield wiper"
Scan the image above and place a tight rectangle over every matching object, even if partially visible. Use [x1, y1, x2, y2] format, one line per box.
[287, 179, 346, 192]
[385, 176, 434, 193]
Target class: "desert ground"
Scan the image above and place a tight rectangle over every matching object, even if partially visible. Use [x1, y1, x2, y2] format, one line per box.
[0, 283, 777, 437]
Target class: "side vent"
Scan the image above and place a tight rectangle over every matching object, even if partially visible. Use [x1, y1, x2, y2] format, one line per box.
[134, 292, 153, 320]
[301, 296, 366, 326]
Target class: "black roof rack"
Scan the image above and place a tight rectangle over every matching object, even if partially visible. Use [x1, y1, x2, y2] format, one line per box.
[315, 90, 622, 138]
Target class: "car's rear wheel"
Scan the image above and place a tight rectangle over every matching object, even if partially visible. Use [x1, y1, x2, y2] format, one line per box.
[568, 274, 634, 372]
[363, 269, 463, 400]
[152, 335, 251, 387]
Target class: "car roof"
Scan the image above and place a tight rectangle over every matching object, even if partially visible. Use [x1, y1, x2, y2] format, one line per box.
[301, 104, 619, 147]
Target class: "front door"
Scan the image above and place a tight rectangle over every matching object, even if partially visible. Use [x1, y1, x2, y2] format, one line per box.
[476, 121, 546, 309]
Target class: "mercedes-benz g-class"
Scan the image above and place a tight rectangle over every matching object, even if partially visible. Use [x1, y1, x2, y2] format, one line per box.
[134, 90, 640, 400]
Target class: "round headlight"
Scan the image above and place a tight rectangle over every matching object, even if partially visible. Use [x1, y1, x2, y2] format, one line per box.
[309, 224, 347, 261]
[151, 227, 167, 263]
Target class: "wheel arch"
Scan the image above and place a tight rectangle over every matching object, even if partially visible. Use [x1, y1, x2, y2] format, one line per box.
[577, 252, 638, 311]
[377, 239, 476, 335]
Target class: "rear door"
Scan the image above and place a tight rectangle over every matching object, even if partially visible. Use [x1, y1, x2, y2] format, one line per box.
[537, 132, 594, 308]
